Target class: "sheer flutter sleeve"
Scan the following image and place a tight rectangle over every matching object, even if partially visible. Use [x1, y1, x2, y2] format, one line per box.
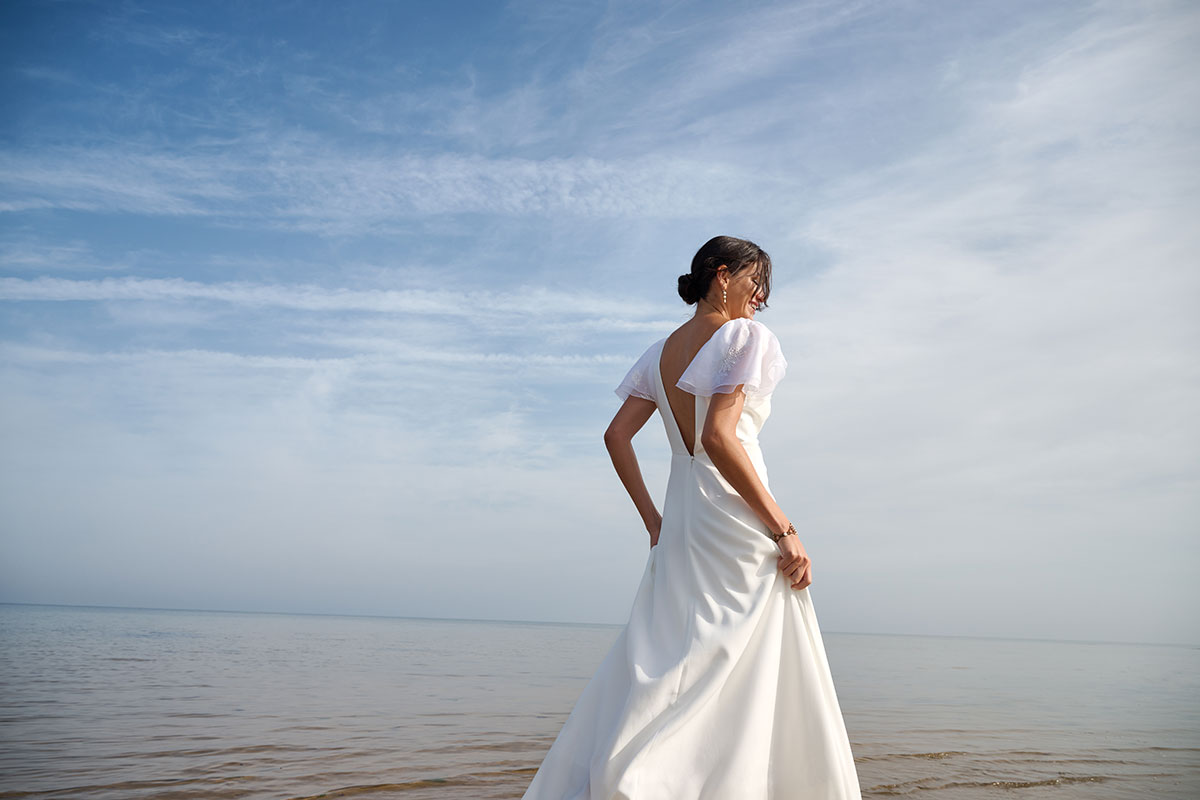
[677, 318, 787, 398]
[614, 338, 665, 402]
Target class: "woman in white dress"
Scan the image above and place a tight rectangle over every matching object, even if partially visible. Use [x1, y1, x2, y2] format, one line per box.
[522, 236, 862, 800]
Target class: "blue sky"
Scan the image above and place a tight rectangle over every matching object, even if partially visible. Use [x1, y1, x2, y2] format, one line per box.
[1, 0, 1197, 645]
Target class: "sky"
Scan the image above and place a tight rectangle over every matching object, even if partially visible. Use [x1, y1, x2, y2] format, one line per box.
[1, 0, 1197, 645]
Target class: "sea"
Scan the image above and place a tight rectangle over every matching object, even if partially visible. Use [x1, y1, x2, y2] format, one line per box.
[0, 603, 1196, 799]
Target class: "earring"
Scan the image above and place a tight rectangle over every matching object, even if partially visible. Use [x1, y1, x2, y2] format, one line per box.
[722, 288, 727, 307]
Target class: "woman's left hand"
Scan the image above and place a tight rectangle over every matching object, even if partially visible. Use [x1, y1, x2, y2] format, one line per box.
[646, 511, 662, 549]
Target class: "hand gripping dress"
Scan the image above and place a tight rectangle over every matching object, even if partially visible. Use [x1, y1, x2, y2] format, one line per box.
[522, 317, 862, 800]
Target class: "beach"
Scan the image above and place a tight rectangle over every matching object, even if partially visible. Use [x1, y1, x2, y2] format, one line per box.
[0, 603, 1196, 799]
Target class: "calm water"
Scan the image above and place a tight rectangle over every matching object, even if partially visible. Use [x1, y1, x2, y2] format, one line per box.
[0, 603, 1196, 799]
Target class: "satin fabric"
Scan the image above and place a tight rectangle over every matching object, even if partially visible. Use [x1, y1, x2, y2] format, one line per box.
[523, 337, 862, 800]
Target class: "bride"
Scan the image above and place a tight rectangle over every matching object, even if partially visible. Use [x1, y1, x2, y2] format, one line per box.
[522, 236, 862, 799]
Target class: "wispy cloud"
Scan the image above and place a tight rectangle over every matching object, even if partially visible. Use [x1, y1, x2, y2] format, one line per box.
[0, 275, 676, 330]
[0, 146, 792, 232]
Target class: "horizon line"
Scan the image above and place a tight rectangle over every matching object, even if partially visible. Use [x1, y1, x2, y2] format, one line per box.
[2, 600, 1196, 650]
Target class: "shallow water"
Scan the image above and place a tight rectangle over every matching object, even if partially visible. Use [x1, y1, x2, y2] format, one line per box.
[0, 603, 1196, 798]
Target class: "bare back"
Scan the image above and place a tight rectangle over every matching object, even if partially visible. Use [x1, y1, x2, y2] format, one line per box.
[658, 317, 729, 457]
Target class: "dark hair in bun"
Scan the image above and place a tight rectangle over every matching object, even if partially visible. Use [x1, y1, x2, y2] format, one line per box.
[677, 235, 772, 309]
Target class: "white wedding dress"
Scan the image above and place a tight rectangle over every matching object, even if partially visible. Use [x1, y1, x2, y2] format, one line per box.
[523, 318, 862, 800]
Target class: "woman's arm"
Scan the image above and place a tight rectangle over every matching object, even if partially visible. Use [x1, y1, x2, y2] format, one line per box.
[603, 396, 663, 547]
[701, 388, 812, 589]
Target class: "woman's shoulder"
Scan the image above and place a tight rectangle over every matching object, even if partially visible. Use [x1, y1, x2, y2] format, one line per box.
[707, 316, 782, 354]
[635, 334, 669, 363]
[732, 315, 779, 338]
[614, 335, 667, 403]
[679, 316, 787, 398]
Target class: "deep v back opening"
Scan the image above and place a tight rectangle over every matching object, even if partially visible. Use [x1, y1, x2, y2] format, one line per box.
[657, 318, 742, 458]
[658, 343, 698, 458]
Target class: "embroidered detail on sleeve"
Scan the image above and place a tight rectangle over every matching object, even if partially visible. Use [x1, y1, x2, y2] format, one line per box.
[717, 339, 751, 378]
